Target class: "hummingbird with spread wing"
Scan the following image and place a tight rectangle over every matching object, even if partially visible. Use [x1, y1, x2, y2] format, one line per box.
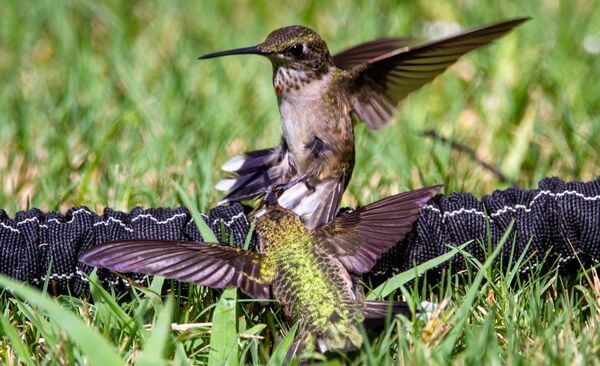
[200, 18, 528, 228]
[80, 185, 441, 357]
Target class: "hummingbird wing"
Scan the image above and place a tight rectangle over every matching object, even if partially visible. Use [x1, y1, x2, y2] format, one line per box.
[347, 18, 529, 129]
[316, 185, 442, 274]
[332, 37, 413, 71]
[79, 240, 270, 299]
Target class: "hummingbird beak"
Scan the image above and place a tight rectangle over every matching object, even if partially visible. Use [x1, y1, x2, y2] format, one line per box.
[198, 45, 270, 60]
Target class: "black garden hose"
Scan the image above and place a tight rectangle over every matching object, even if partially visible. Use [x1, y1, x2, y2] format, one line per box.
[0, 177, 598, 296]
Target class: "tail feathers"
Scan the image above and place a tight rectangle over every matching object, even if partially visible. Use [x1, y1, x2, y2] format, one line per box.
[218, 168, 284, 203]
[288, 301, 410, 357]
[278, 178, 345, 229]
[221, 147, 282, 175]
[217, 146, 288, 204]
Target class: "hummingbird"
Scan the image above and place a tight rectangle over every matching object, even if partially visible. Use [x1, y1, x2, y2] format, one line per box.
[200, 18, 528, 228]
[79, 185, 441, 357]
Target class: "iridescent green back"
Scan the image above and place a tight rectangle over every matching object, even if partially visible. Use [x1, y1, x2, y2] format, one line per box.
[255, 207, 363, 350]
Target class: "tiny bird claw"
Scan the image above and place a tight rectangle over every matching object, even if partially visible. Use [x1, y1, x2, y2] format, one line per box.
[263, 174, 309, 206]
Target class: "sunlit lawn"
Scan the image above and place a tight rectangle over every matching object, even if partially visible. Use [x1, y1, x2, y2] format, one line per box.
[1, 0, 599, 364]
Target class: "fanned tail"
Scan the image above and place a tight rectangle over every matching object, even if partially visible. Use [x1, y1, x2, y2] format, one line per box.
[216, 146, 291, 204]
[277, 178, 346, 229]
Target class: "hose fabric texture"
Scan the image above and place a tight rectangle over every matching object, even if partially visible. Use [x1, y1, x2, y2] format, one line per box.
[0, 177, 598, 297]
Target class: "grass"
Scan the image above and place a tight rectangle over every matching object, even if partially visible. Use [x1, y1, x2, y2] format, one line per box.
[0, 0, 599, 364]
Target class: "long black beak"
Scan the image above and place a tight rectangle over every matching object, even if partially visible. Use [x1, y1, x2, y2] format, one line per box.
[198, 45, 269, 60]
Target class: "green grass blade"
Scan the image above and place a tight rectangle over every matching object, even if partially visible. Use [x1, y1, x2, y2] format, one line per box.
[15, 301, 53, 346]
[174, 181, 218, 243]
[268, 321, 300, 366]
[243, 223, 255, 250]
[501, 104, 536, 178]
[208, 288, 239, 366]
[0, 310, 35, 366]
[367, 242, 470, 300]
[85, 271, 134, 329]
[149, 274, 165, 295]
[174, 343, 193, 366]
[41, 258, 53, 295]
[0, 274, 123, 366]
[137, 296, 174, 366]
[439, 222, 514, 353]
[505, 237, 534, 286]
[242, 323, 266, 336]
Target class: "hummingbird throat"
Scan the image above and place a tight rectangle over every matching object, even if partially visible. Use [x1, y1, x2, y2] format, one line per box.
[274, 66, 321, 95]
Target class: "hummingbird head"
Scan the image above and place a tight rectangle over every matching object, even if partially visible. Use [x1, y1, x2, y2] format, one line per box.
[259, 26, 332, 71]
[199, 25, 332, 73]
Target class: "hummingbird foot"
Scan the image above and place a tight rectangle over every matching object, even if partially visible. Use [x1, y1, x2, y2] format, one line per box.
[263, 173, 308, 200]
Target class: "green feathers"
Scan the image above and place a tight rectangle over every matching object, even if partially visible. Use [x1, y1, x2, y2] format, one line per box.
[80, 186, 441, 357]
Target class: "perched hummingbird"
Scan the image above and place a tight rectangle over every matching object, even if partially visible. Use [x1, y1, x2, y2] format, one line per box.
[80, 185, 441, 356]
[200, 18, 528, 228]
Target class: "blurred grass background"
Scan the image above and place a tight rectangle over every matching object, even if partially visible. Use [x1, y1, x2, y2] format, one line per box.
[1, 1, 600, 364]
[1, 0, 598, 215]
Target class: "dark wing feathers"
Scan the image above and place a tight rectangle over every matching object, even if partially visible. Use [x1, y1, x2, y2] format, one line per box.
[332, 37, 413, 70]
[317, 185, 442, 274]
[79, 240, 270, 299]
[350, 18, 529, 129]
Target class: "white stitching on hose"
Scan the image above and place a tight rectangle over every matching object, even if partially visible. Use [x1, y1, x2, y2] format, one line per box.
[422, 190, 600, 223]
[29, 269, 148, 287]
[1, 208, 250, 234]
[131, 212, 187, 224]
[187, 211, 249, 228]
[491, 190, 600, 217]
[93, 217, 134, 232]
[423, 205, 491, 223]
[5, 208, 252, 287]
[424, 206, 489, 220]
[16, 208, 95, 227]
[2, 189, 597, 234]
[0, 222, 20, 233]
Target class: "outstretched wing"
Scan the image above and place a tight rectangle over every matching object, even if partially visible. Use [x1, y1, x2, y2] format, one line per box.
[79, 240, 270, 299]
[316, 185, 442, 274]
[332, 37, 413, 71]
[349, 18, 529, 129]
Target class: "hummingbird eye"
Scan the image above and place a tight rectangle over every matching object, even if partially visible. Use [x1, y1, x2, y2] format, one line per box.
[287, 43, 304, 59]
